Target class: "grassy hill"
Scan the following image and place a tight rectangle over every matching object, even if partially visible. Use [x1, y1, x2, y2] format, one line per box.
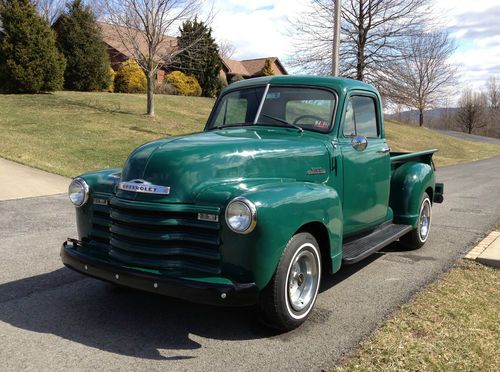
[0, 91, 499, 177]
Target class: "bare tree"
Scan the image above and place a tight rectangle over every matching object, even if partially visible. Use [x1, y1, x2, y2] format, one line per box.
[486, 75, 500, 110]
[34, 0, 107, 25]
[289, 0, 432, 83]
[218, 38, 236, 59]
[484, 75, 500, 138]
[456, 89, 488, 134]
[35, 0, 65, 24]
[382, 32, 456, 127]
[103, 0, 202, 116]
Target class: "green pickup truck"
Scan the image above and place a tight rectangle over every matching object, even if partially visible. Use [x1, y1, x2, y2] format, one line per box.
[62, 76, 443, 331]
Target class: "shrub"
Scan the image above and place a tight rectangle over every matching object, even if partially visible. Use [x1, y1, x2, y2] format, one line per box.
[261, 58, 274, 76]
[107, 67, 115, 92]
[154, 80, 176, 95]
[174, 19, 221, 97]
[216, 75, 228, 96]
[56, 0, 110, 91]
[165, 71, 202, 97]
[0, 0, 66, 93]
[230, 74, 244, 84]
[114, 60, 146, 93]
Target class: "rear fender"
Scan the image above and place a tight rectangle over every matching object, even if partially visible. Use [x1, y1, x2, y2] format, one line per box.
[390, 162, 435, 227]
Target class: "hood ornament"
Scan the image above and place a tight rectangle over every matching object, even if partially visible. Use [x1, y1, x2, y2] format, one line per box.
[118, 179, 170, 195]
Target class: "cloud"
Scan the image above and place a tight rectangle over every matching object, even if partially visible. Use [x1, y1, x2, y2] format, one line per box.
[439, 3, 500, 93]
[448, 6, 500, 39]
[204, 0, 306, 60]
[201, 0, 500, 100]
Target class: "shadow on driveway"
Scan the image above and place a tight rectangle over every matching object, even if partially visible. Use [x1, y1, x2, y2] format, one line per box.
[0, 248, 403, 360]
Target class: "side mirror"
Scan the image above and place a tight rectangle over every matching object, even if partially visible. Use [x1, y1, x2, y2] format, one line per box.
[351, 135, 368, 152]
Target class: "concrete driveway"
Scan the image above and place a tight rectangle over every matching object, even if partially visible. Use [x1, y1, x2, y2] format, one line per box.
[0, 158, 69, 201]
[0, 156, 499, 371]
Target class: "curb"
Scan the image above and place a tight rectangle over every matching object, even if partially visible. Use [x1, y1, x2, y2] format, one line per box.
[465, 231, 500, 268]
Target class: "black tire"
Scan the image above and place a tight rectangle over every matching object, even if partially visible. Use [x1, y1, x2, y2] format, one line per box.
[400, 192, 432, 250]
[259, 232, 321, 332]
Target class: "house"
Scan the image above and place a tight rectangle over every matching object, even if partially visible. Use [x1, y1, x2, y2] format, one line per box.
[220, 57, 288, 82]
[97, 21, 287, 83]
[98, 21, 176, 81]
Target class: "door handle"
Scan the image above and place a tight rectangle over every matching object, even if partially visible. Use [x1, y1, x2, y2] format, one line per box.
[377, 147, 391, 154]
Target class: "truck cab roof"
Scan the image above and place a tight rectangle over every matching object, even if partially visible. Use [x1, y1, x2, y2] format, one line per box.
[225, 75, 378, 95]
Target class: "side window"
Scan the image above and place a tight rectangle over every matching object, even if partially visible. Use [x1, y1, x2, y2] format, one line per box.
[342, 95, 379, 138]
[343, 99, 356, 137]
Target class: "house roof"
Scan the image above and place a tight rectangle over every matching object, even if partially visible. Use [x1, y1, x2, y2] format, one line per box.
[241, 57, 286, 75]
[97, 21, 177, 60]
[221, 57, 288, 77]
[221, 58, 250, 76]
[95, 22, 288, 76]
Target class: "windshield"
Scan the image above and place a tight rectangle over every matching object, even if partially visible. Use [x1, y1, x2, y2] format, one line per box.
[207, 85, 337, 133]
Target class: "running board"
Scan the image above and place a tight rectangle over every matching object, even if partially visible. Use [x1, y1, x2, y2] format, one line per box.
[342, 223, 413, 264]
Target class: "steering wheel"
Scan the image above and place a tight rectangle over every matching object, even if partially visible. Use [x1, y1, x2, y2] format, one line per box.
[292, 114, 325, 125]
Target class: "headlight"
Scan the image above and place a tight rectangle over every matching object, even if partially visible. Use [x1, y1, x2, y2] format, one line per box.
[68, 178, 89, 207]
[225, 196, 257, 234]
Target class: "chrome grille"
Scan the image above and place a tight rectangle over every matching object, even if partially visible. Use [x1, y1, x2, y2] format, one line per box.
[107, 197, 221, 275]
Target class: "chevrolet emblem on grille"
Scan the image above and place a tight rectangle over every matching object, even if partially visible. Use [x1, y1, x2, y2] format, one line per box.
[118, 179, 170, 195]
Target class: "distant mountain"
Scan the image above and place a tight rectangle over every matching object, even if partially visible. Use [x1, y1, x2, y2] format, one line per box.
[386, 107, 458, 125]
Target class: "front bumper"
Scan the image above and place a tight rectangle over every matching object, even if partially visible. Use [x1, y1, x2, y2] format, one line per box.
[61, 240, 258, 306]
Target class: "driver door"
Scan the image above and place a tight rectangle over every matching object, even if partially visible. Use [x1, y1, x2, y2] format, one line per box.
[339, 93, 391, 237]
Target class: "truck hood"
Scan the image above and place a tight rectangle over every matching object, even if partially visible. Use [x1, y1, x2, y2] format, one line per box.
[118, 127, 330, 203]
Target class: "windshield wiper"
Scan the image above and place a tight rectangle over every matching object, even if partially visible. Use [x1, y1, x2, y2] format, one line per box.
[257, 114, 304, 133]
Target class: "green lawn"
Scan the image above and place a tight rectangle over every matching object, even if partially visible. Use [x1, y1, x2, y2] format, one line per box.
[0, 92, 213, 177]
[385, 121, 500, 167]
[0, 91, 499, 177]
[333, 260, 500, 371]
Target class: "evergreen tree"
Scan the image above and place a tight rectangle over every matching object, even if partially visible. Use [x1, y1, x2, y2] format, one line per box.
[261, 58, 274, 76]
[0, 0, 65, 93]
[175, 19, 221, 97]
[56, 0, 110, 91]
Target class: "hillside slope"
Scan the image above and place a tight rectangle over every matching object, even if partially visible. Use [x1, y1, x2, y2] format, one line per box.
[0, 92, 499, 176]
[385, 120, 500, 167]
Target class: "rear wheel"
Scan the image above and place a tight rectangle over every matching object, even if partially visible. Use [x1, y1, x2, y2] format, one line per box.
[400, 192, 432, 249]
[259, 232, 321, 331]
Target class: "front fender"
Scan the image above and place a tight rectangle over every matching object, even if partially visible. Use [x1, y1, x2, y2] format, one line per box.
[390, 162, 435, 226]
[196, 181, 342, 290]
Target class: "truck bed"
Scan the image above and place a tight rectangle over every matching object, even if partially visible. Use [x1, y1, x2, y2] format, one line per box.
[390, 149, 438, 170]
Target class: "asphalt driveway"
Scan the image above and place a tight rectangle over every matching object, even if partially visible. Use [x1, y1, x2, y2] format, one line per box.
[433, 129, 500, 145]
[0, 156, 499, 371]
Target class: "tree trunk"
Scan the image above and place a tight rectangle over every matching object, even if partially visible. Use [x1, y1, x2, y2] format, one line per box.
[146, 73, 155, 116]
[356, 0, 365, 81]
[419, 109, 424, 127]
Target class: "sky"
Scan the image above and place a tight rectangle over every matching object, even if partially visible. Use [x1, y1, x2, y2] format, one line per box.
[206, 0, 500, 96]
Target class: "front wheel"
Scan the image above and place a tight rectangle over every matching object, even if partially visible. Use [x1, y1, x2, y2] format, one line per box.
[259, 232, 321, 331]
[400, 192, 432, 249]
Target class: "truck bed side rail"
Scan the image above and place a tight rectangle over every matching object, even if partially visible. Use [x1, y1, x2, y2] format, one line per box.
[390, 149, 438, 170]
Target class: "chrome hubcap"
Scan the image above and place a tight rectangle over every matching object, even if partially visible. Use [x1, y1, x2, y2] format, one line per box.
[288, 250, 319, 312]
[419, 199, 431, 241]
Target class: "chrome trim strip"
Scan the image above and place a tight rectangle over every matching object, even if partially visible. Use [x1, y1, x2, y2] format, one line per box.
[253, 83, 271, 125]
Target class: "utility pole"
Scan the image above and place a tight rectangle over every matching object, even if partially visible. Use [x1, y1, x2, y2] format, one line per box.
[332, 0, 341, 76]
